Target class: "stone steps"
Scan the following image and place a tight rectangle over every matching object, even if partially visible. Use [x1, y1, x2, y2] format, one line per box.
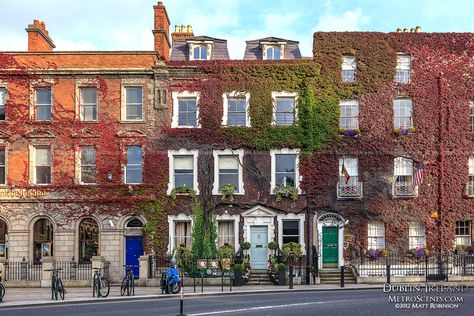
[247, 269, 273, 285]
[319, 268, 356, 284]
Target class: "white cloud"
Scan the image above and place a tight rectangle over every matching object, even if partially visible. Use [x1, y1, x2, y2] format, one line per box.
[314, 8, 370, 31]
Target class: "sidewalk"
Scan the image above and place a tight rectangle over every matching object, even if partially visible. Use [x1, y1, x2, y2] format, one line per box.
[0, 284, 383, 308]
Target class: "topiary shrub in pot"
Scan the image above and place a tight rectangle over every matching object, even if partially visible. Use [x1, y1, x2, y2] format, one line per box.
[277, 263, 287, 286]
[233, 263, 244, 286]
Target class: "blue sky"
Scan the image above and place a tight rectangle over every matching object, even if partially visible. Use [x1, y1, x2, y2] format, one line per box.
[1, 0, 473, 58]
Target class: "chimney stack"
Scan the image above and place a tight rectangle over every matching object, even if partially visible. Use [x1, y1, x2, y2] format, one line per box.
[152, 1, 171, 60]
[171, 24, 195, 45]
[26, 20, 55, 52]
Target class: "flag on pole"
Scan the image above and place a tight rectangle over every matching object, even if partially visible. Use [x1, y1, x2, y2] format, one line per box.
[413, 161, 425, 187]
[341, 158, 351, 184]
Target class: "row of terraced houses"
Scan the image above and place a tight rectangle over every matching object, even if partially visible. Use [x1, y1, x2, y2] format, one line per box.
[0, 2, 473, 283]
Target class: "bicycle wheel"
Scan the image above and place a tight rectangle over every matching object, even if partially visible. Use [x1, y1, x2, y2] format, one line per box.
[120, 278, 128, 296]
[57, 279, 65, 300]
[52, 277, 58, 300]
[0, 283, 5, 300]
[92, 274, 99, 297]
[99, 277, 110, 298]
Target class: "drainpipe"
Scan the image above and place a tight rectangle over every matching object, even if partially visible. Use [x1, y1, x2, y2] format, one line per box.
[437, 72, 445, 254]
[306, 195, 311, 284]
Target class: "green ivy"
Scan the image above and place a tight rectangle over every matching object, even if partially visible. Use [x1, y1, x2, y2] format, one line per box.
[140, 199, 168, 255]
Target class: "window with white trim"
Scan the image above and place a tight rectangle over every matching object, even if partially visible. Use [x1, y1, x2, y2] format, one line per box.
[339, 100, 359, 129]
[80, 146, 96, 184]
[468, 158, 474, 196]
[178, 98, 197, 127]
[217, 220, 235, 247]
[34, 146, 51, 184]
[124, 87, 143, 121]
[227, 97, 247, 126]
[125, 146, 142, 184]
[80, 87, 97, 121]
[192, 45, 207, 60]
[272, 92, 298, 126]
[0, 88, 6, 121]
[342, 56, 356, 82]
[266, 46, 281, 60]
[455, 221, 471, 247]
[175, 221, 192, 249]
[0, 147, 5, 185]
[282, 220, 299, 244]
[217, 155, 239, 192]
[394, 157, 413, 188]
[396, 55, 411, 83]
[36, 88, 52, 121]
[408, 221, 426, 249]
[339, 157, 358, 185]
[368, 221, 385, 249]
[470, 99, 474, 132]
[393, 98, 413, 128]
[275, 154, 296, 187]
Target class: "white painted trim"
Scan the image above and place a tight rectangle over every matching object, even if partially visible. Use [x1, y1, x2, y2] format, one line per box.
[271, 91, 298, 126]
[167, 149, 199, 195]
[29, 144, 52, 185]
[277, 213, 306, 255]
[270, 148, 301, 195]
[188, 42, 213, 61]
[317, 212, 345, 270]
[167, 213, 194, 253]
[0, 141, 7, 186]
[75, 79, 99, 122]
[171, 91, 201, 128]
[241, 205, 277, 254]
[121, 79, 145, 122]
[261, 44, 286, 60]
[212, 149, 245, 195]
[221, 91, 251, 127]
[30, 80, 54, 121]
[216, 213, 240, 251]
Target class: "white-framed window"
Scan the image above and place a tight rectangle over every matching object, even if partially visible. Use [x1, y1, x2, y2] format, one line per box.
[123, 87, 143, 121]
[0, 87, 6, 121]
[80, 146, 96, 184]
[393, 157, 416, 196]
[368, 221, 385, 249]
[342, 56, 356, 83]
[222, 92, 250, 127]
[408, 221, 426, 249]
[168, 214, 193, 252]
[396, 55, 411, 83]
[277, 213, 305, 254]
[168, 149, 199, 194]
[192, 45, 207, 60]
[339, 100, 359, 129]
[0, 146, 6, 185]
[35, 88, 52, 121]
[79, 87, 97, 121]
[217, 220, 235, 247]
[172, 91, 200, 128]
[266, 46, 281, 60]
[272, 91, 298, 126]
[455, 221, 471, 247]
[270, 148, 301, 194]
[125, 145, 142, 184]
[468, 158, 474, 196]
[212, 149, 244, 195]
[339, 157, 358, 185]
[393, 98, 413, 128]
[470, 99, 474, 132]
[32, 145, 51, 185]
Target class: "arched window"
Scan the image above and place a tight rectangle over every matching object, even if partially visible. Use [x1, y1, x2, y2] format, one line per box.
[33, 218, 53, 264]
[79, 218, 99, 262]
[193, 45, 207, 60]
[126, 218, 144, 228]
[0, 219, 8, 258]
[266, 46, 281, 60]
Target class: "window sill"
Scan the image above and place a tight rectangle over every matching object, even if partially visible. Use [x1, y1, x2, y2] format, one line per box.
[77, 120, 100, 124]
[120, 120, 146, 124]
[29, 120, 53, 124]
[171, 126, 202, 129]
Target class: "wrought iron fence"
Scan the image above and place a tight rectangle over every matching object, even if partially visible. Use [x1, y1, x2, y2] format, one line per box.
[55, 258, 92, 280]
[5, 258, 42, 281]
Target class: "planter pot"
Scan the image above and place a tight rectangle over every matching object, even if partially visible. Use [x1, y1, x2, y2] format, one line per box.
[278, 270, 286, 286]
[233, 270, 244, 286]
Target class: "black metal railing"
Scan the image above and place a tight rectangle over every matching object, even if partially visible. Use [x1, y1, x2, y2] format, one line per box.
[55, 258, 92, 280]
[5, 258, 42, 281]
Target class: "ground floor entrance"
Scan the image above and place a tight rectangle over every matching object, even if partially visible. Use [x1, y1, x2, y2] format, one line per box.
[250, 226, 268, 269]
[322, 227, 338, 268]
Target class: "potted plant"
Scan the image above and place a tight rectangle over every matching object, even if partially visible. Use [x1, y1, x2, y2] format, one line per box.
[241, 242, 251, 252]
[170, 186, 196, 201]
[274, 186, 299, 202]
[277, 263, 287, 286]
[233, 263, 244, 286]
[394, 127, 416, 136]
[221, 183, 236, 202]
[268, 241, 278, 254]
[339, 128, 360, 137]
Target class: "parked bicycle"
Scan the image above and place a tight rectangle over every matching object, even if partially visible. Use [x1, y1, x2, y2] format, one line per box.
[0, 271, 5, 302]
[92, 268, 110, 298]
[45, 268, 65, 300]
[120, 265, 136, 296]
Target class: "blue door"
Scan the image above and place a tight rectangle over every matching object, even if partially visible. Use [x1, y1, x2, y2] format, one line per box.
[125, 236, 144, 277]
[250, 226, 268, 269]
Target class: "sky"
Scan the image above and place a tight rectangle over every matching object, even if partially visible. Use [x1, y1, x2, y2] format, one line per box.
[1, 0, 473, 59]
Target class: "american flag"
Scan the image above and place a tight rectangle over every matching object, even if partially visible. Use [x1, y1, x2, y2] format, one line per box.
[413, 161, 425, 187]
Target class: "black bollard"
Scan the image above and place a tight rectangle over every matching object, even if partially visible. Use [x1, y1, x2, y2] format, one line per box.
[289, 264, 294, 289]
[340, 266, 344, 288]
[176, 286, 186, 316]
[386, 264, 391, 285]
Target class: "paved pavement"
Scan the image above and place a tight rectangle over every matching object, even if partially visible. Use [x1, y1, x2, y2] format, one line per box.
[1, 288, 473, 316]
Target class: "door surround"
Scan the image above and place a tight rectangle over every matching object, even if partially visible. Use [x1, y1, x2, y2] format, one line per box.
[317, 212, 345, 269]
[241, 205, 276, 257]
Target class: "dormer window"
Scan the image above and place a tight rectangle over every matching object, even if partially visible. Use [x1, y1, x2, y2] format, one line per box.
[266, 46, 281, 60]
[193, 45, 207, 60]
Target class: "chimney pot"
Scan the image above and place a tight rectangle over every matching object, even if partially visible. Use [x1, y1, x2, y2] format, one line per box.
[187, 25, 193, 33]
[415, 26, 421, 32]
[396, 28, 402, 32]
[152, 1, 171, 60]
[26, 19, 55, 52]
[175, 25, 180, 33]
[181, 24, 186, 33]
[403, 28, 408, 33]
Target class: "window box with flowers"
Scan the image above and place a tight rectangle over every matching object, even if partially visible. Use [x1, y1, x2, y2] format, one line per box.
[339, 128, 360, 137]
[367, 248, 388, 260]
[408, 246, 430, 259]
[274, 186, 299, 202]
[170, 186, 196, 201]
[394, 127, 416, 136]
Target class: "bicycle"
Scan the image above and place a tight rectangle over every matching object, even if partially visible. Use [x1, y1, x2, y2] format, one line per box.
[92, 268, 110, 298]
[44, 268, 65, 300]
[120, 265, 136, 296]
[0, 272, 5, 302]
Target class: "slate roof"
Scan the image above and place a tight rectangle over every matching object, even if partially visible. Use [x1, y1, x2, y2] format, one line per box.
[244, 37, 301, 60]
[170, 36, 230, 61]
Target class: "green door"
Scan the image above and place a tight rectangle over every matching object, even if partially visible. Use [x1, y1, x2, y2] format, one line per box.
[322, 227, 339, 268]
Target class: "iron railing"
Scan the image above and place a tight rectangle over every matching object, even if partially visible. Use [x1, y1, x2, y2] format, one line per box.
[55, 258, 92, 280]
[5, 258, 42, 281]
[337, 177, 363, 199]
[392, 181, 417, 197]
